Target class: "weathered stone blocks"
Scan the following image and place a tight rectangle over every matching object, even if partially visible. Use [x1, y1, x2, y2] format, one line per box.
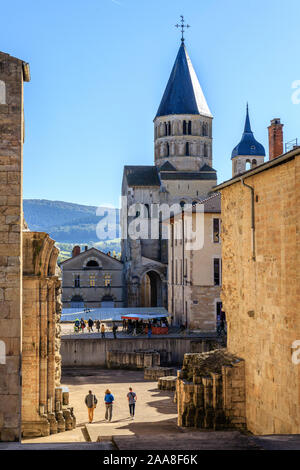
[176, 349, 246, 430]
[157, 376, 177, 391]
[144, 366, 175, 381]
[107, 350, 160, 370]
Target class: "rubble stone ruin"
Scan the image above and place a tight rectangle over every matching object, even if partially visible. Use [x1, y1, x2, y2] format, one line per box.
[176, 349, 246, 430]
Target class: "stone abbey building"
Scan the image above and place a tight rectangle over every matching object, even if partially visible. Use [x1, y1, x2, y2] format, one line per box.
[122, 39, 219, 320]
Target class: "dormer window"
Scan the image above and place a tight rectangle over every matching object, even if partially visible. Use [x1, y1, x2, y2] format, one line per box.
[86, 260, 99, 267]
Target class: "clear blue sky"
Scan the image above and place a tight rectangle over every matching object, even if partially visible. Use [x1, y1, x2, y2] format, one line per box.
[1, 0, 299, 207]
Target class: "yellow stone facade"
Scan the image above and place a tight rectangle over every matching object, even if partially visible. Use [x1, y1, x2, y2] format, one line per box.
[167, 195, 222, 330]
[216, 148, 300, 434]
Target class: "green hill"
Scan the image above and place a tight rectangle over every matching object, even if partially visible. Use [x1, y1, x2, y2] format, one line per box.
[23, 199, 121, 262]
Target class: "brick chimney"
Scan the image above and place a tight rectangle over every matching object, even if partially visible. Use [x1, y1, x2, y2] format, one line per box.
[268, 118, 283, 160]
[72, 245, 81, 257]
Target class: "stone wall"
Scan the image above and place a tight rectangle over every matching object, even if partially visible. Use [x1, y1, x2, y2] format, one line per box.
[219, 151, 300, 434]
[22, 231, 76, 438]
[0, 52, 29, 442]
[176, 349, 246, 430]
[107, 350, 160, 370]
[61, 336, 221, 367]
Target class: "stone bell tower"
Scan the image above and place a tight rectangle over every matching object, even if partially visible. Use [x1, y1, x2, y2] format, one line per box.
[154, 42, 213, 173]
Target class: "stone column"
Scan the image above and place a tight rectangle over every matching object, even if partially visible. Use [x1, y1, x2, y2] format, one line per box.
[202, 376, 214, 428]
[0, 52, 30, 442]
[39, 282, 48, 411]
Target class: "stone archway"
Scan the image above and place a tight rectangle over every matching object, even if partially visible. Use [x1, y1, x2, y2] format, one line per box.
[140, 270, 163, 307]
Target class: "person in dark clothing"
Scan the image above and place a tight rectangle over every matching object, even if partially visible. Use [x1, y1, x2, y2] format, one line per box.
[95, 319, 101, 333]
[112, 323, 117, 339]
[85, 390, 98, 423]
[88, 318, 94, 332]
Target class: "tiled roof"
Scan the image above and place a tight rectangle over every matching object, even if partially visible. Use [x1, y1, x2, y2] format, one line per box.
[160, 171, 217, 181]
[159, 161, 177, 171]
[124, 166, 160, 187]
[200, 192, 221, 213]
[155, 43, 212, 118]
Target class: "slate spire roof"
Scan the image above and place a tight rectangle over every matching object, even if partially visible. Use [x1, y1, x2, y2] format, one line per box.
[231, 104, 265, 159]
[155, 42, 212, 119]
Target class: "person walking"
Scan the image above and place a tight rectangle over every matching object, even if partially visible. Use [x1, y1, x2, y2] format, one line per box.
[74, 318, 80, 334]
[85, 390, 98, 423]
[112, 322, 117, 339]
[147, 322, 152, 339]
[96, 319, 101, 333]
[88, 317, 94, 332]
[101, 323, 106, 338]
[80, 318, 86, 333]
[104, 389, 114, 422]
[127, 387, 137, 419]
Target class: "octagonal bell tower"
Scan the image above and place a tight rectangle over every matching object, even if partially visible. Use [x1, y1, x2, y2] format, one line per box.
[154, 42, 213, 172]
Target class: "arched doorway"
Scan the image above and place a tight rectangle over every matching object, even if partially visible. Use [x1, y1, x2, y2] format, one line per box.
[140, 270, 162, 307]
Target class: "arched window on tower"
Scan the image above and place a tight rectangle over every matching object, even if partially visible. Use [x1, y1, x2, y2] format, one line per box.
[203, 143, 208, 158]
[251, 159, 257, 168]
[164, 122, 168, 136]
[168, 121, 171, 136]
[186, 142, 190, 156]
[183, 121, 187, 135]
[202, 123, 208, 136]
[188, 121, 192, 135]
[166, 142, 169, 157]
[245, 159, 251, 171]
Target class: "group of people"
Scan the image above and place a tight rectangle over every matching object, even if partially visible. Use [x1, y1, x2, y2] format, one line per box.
[84, 388, 137, 423]
[122, 318, 169, 337]
[74, 318, 116, 338]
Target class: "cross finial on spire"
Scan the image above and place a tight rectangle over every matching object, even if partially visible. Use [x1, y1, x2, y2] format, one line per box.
[175, 15, 190, 43]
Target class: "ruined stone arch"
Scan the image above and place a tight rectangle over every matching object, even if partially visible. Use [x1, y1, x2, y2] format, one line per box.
[48, 246, 59, 276]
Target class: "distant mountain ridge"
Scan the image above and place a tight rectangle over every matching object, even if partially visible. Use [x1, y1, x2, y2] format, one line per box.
[23, 199, 120, 243]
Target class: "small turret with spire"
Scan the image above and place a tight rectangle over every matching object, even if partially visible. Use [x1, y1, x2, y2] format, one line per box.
[231, 104, 265, 177]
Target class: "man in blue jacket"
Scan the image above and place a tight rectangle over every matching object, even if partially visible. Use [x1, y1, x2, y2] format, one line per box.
[104, 389, 114, 422]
